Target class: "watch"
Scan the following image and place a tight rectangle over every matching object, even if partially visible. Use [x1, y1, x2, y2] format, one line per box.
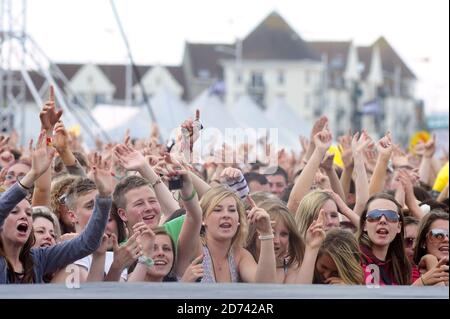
[138, 255, 155, 268]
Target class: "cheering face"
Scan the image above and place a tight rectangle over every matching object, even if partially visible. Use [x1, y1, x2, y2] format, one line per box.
[1, 199, 33, 246]
[122, 186, 161, 229]
[33, 217, 56, 248]
[204, 196, 240, 241]
[147, 234, 175, 280]
[364, 199, 401, 247]
[316, 253, 339, 282]
[321, 199, 340, 232]
[425, 219, 449, 260]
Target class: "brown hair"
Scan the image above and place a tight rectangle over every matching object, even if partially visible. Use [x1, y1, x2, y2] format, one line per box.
[113, 175, 152, 209]
[65, 178, 97, 211]
[246, 199, 304, 267]
[357, 193, 411, 285]
[413, 210, 449, 265]
[0, 201, 36, 283]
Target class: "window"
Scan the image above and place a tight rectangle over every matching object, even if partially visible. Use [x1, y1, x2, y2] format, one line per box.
[251, 72, 264, 87]
[95, 94, 106, 104]
[276, 93, 285, 101]
[198, 69, 210, 80]
[305, 70, 310, 85]
[277, 71, 285, 85]
[304, 94, 311, 108]
[236, 72, 242, 84]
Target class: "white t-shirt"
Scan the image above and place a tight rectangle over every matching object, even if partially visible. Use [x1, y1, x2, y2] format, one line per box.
[74, 251, 128, 281]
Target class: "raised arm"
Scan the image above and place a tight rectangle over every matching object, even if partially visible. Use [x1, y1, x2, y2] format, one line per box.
[53, 120, 86, 177]
[239, 198, 276, 283]
[320, 152, 345, 201]
[172, 168, 203, 277]
[418, 135, 436, 187]
[293, 209, 326, 284]
[1, 130, 55, 224]
[351, 132, 371, 216]
[369, 132, 393, 196]
[398, 170, 425, 220]
[338, 132, 354, 203]
[288, 126, 332, 213]
[303, 116, 328, 162]
[36, 156, 114, 275]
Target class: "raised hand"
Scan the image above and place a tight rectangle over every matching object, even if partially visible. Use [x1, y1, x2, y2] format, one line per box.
[30, 129, 56, 177]
[320, 152, 335, 172]
[310, 116, 328, 143]
[305, 209, 326, 250]
[397, 169, 415, 196]
[133, 222, 155, 256]
[351, 131, 372, 155]
[247, 197, 272, 236]
[89, 152, 114, 197]
[53, 121, 70, 153]
[94, 234, 113, 256]
[299, 135, 310, 154]
[313, 170, 331, 190]
[39, 85, 63, 132]
[114, 144, 146, 172]
[339, 130, 354, 169]
[110, 232, 141, 270]
[181, 255, 204, 283]
[423, 134, 436, 159]
[220, 167, 244, 183]
[376, 131, 393, 159]
[313, 125, 333, 153]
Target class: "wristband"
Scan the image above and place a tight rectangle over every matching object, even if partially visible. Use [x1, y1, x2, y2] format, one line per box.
[180, 188, 197, 201]
[258, 234, 275, 241]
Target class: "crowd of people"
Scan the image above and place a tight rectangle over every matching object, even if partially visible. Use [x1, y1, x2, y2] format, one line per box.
[0, 86, 448, 287]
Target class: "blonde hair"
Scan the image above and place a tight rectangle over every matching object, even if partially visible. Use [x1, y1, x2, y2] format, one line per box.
[295, 190, 333, 239]
[246, 199, 304, 267]
[199, 185, 247, 249]
[316, 229, 363, 285]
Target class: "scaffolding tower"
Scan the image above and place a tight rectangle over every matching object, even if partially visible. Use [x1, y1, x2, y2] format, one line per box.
[0, 0, 109, 145]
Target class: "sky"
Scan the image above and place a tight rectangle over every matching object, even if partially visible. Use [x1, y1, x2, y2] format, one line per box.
[15, 0, 450, 114]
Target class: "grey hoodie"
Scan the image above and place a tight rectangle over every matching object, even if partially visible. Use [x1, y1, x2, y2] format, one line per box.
[0, 182, 110, 284]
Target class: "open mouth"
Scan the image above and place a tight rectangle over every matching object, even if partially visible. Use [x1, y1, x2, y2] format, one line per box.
[40, 242, 52, 248]
[154, 260, 168, 266]
[142, 215, 156, 223]
[219, 222, 232, 229]
[439, 246, 449, 253]
[17, 223, 29, 234]
[376, 228, 389, 235]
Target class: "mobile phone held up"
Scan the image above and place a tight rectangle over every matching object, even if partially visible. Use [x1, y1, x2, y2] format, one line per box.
[168, 176, 183, 190]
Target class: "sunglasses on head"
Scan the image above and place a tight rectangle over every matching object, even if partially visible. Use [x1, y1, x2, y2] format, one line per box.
[366, 209, 400, 223]
[428, 229, 449, 243]
[404, 237, 415, 248]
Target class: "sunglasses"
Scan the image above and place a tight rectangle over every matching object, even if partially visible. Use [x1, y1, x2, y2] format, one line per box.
[58, 194, 67, 205]
[427, 229, 449, 243]
[366, 209, 400, 223]
[404, 237, 415, 248]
